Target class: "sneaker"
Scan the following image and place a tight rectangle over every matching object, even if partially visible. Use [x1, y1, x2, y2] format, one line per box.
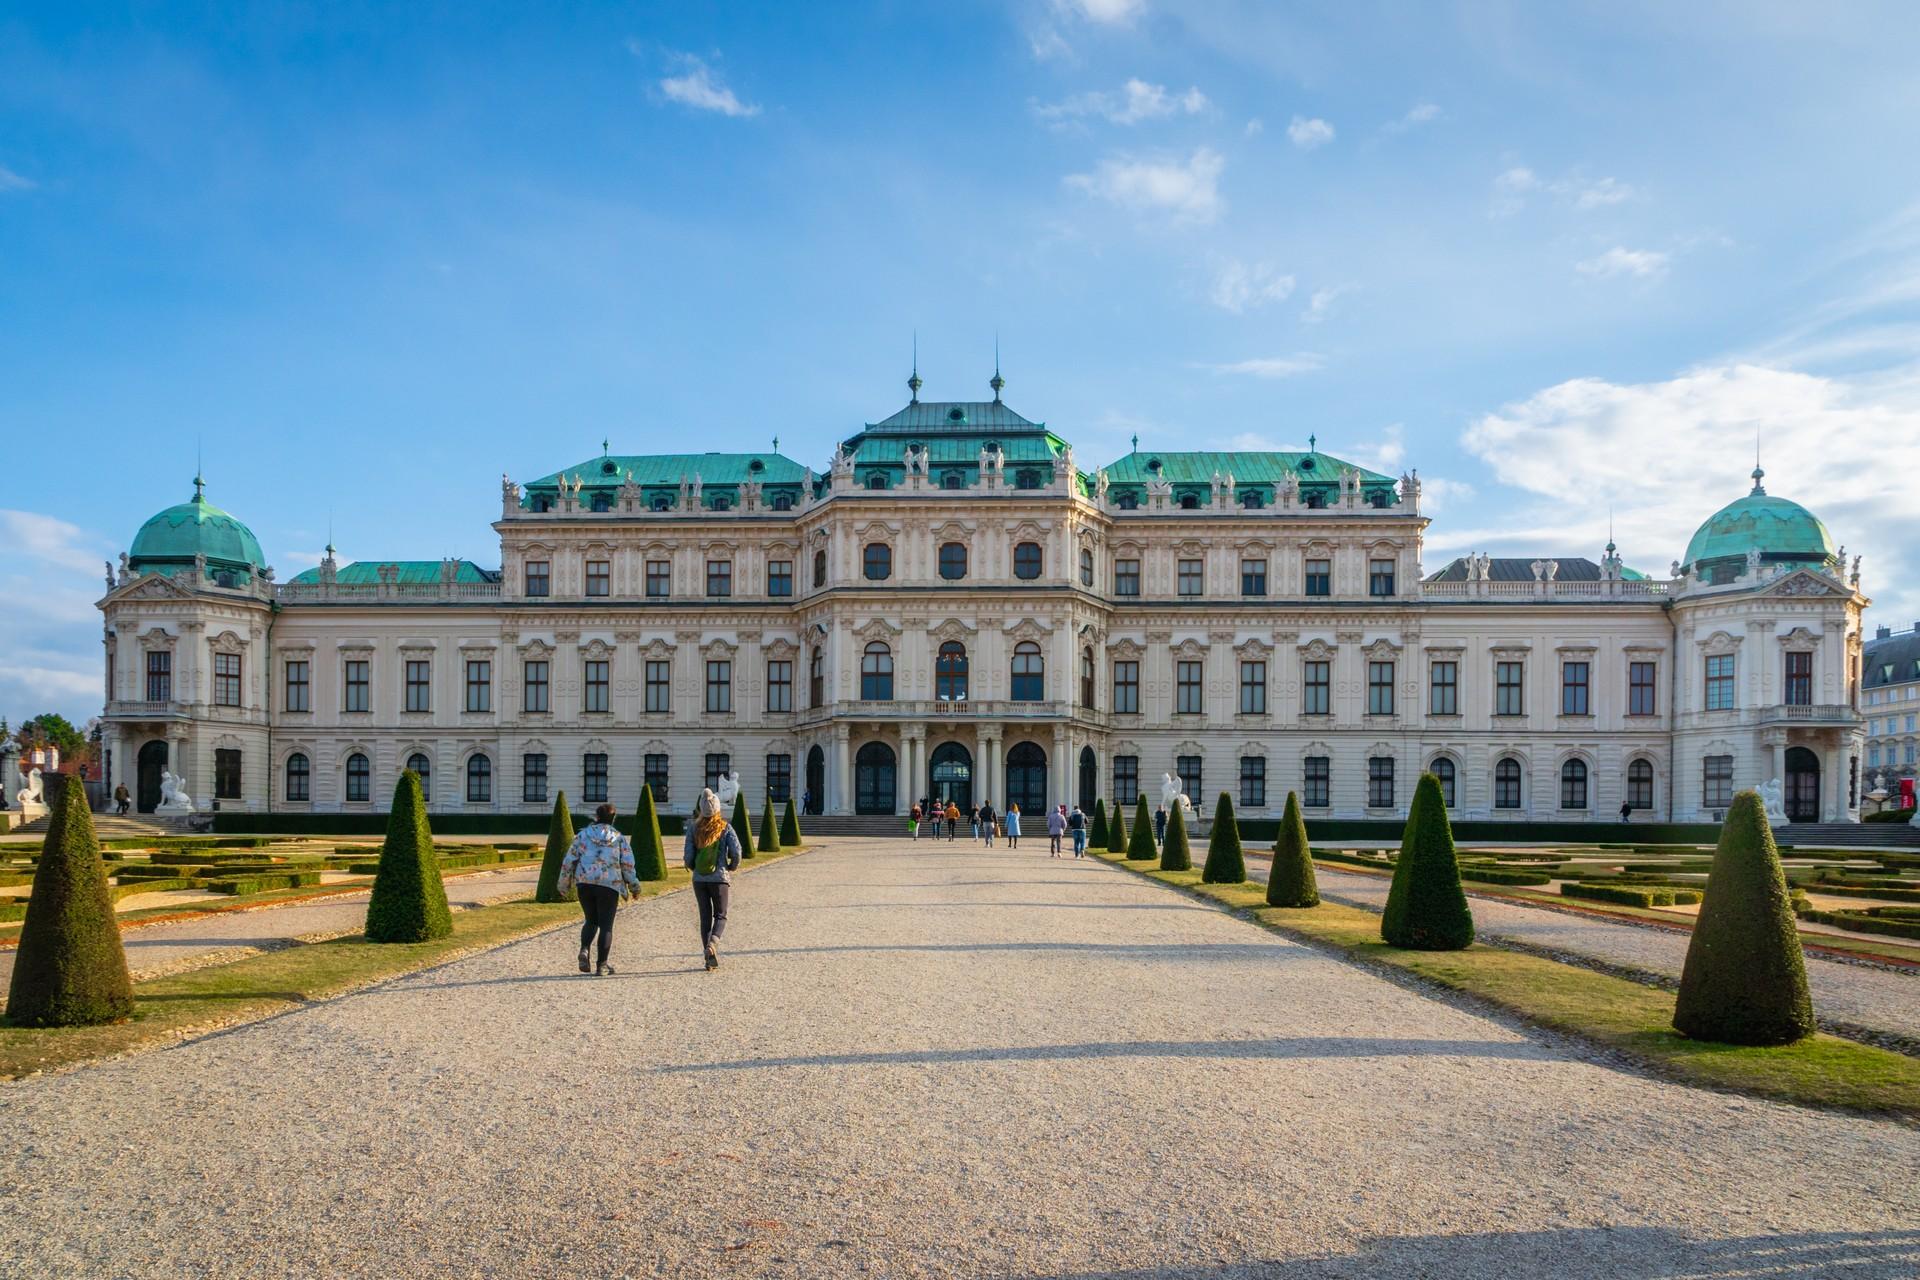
[578, 947, 591, 974]
[597, 962, 615, 977]
[704, 946, 718, 971]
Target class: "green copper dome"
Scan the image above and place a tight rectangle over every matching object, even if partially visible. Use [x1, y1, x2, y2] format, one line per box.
[1682, 468, 1835, 573]
[128, 477, 266, 578]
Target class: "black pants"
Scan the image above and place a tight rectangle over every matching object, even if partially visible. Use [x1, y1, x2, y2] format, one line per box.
[577, 883, 620, 965]
[695, 880, 730, 948]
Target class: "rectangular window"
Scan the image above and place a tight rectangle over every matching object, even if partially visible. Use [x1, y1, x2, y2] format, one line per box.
[1368, 757, 1394, 808]
[524, 560, 550, 598]
[706, 660, 732, 713]
[1240, 559, 1268, 597]
[284, 660, 310, 713]
[465, 660, 491, 713]
[1114, 558, 1141, 597]
[522, 753, 548, 804]
[583, 753, 609, 804]
[212, 652, 242, 708]
[646, 560, 671, 598]
[766, 754, 792, 803]
[1176, 660, 1203, 714]
[644, 754, 669, 805]
[1703, 754, 1734, 809]
[706, 560, 732, 597]
[583, 660, 610, 714]
[1239, 661, 1267, 714]
[767, 560, 793, 597]
[1303, 661, 1330, 716]
[1304, 756, 1330, 808]
[705, 753, 730, 793]
[1628, 661, 1657, 716]
[1429, 661, 1458, 716]
[1785, 651, 1813, 706]
[1368, 661, 1395, 716]
[1113, 755, 1139, 805]
[1113, 660, 1140, 714]
[1705, 654, 1736, 711]
[1176, 754, 1202, 801]
[1304, 558, 1331, 597]
[214, 748, 242, 800]
[767, 659, 793, 713]
[145, 650, 173, 702]
[645, 660, 671, 714]
[1239, 756, 1266, 808]
[404, 660, 432, 713]
[1561, 661, 1590, 716]
[285, 754, 310, 802]
[1177, 558, 1204, 596]
[584, 560, 610, 597]
[1369, 558, 1396, 597]
[344, 660, 370, 713]
[346, 753, 371, 803]
[1495, 661, 1524, 716]
[523, 660, 549, 713]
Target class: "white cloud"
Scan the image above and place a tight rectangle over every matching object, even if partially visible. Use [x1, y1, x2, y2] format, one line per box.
[1493, 164, 1635, 216]
[1300, 284, 1353, 323]
[1028, 26, 1073, 60]
[1348, 423, 1406, 471]
[1572, 176, 1633, 210]
[1418, 476, 1477, 514]
[1059, 0, 1144, 23]
[1383, 103, 1441, 134]
[656, 55, 760, 118]
[0, 510, 114, 727]
[1200, 353, 1325, 379]
[0, 165, 35, 192]
[1244, 117, 1264, 137]
[1576, 247, 1669, 279]
[1286, 116, 1335, 149]
[1209, 261, 1296, 313]
[1036, 79, 1210, 127]
[1066, 147, 1225, 223]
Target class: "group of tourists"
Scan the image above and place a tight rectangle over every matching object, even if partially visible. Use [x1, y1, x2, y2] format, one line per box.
[905, 798, 1093, 858]
[554, 787, 742, 976]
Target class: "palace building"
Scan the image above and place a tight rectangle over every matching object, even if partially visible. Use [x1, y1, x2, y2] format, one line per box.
[96, 374, 1871, 825]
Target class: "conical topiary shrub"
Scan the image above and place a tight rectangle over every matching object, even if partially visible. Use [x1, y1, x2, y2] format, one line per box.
[1126, 795, 1156, 860]
[5, 773, 134, 1027]
[758, 797, 781, 853]
[1159, 801, 1192, 871]
[1380, 771, 1473, 950]
[730, 792, 753, 858]
[1672, 790, 1814, 1045]
[1266, 791, 1319, 908]
[633, 784, 667, 882]
[1201, 792, 1245, 883]
[780, 796, 803, 847]
[1090, 798, 1109, 849]
[365, 769, 453, 943]
[535, 791, 576, 903]
[1108, 800, 1129, 854]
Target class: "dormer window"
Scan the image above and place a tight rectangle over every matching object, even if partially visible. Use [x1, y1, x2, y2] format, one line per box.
[590, 492, 612, 512]
[1116, 492, 1139, 510]
[943, 472, 964, 489]
[1241, 490, 1264, 509]
[772, 493, 793, 511]
[710, 496, 731, 511]
[1179, 493, 1200, 510]
[532, 495, 553, 513]
[866, 473, 889, 491]
[651, 495, 673, 512]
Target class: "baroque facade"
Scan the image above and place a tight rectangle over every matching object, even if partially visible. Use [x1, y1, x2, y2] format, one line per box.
[96, 380, 1871, 825]
[1863, 622, 1920, 806]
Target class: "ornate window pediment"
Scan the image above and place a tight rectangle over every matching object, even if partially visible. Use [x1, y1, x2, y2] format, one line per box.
[1111, 539, 1144, 559]
[519, 638, 555, 658]
[1110, 738, 1143, 758]
[1301, 739, 1333, 760]
[1006, 617, 1053, 643]
[854, 617, 901, 643]
[703, 637, 738, 657]
[702, 737, 732, 757]
[337, 641, 375, 657]
[209, 629, 248, 654]
[1367, 741, 1396, 759]
[1240, 538, 1274, 555]
[763, 637, 798, 658]
[1778, 626, 1822, 648]
[1235, 637, 1272, 658]
[1362, 637, 1402, 659]
[398, 639, 437, 656]
[1108, 637, 1144, 659]
[141, 627, 179, 651]
[1297, 638, 1338, 661]
[580, 638, 615, 658]
[1238, 740, 1268, 759]
[1623, 644, 1664, 660]
[1554, 643, 1597, 656]
[1172, 637, 1208, 658]
[930, 519, 974, 542]
[1175, 539, 1206, 558]
[1173, 739, 1204, 758]
[1006, 518, 1050, 542]
[1699, 630, 1742, 656]
[1770, 572, 1838, 598]
[642, 738, 671, 756]
[1423, 642, 1466, 657]
[1490, 643, 1532, 660]
[582, 736, 611, 755]
[642, 637, 674, 660]
[1302, 538, 1335, 558]
[930, 618, 977, 644]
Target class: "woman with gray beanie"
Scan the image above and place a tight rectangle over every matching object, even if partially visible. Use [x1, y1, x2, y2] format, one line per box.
[684, 787, 744, 970]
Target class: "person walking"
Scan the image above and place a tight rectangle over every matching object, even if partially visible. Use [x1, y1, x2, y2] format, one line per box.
[114, 782, 131, 816]
[683, 787, 743, 971]
[1005, 803, 1022, 849]
[1619, 799, 1633, 823]
[1047, 804, 1066, 857]
[1153, 803, 1168, 847]
[557, 803, 639, 977]
[979, 800, 997, 847]
[910, 801, 922, 840]
[1068, 803, 1088, 857]
[969, 804, 981, 840]
[945, 800, 960, 840]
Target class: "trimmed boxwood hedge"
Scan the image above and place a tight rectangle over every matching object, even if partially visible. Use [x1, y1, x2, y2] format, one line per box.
[1562, 882, 1703, 908]
[211, 811, 687, 837]
[1457, 866, 1553, 887]
[1796, 904, 1920, 940]
[1863, 807, 1917, 823]
[1311, 849, 1394, 872]
[204, 871, 323, 895]
[1807, 883, 1920, 903]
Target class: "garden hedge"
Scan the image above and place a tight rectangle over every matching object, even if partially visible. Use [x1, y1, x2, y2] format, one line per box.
[1159, 802, 1192, 872]
[535, 793, 576, 903]
[1201, 793, 1245, 884]
[1380, 772, 1474, 951]
[731, 793, 753, 859]
[1126, 795, 1156, 861]
[364, 770, 452, 943]
[6, 774, 135, 1027]
[1561, 882, 1702, 908]
[1090, 798, 1109, 850]
[1266, 791, 1318, 908]
[1795, 905, 1920, 940]
[1457, 866, 1554, 887]
[780, 797, 803, 848]
[633, 785, 668, 882]
[758, 797, 781, 854]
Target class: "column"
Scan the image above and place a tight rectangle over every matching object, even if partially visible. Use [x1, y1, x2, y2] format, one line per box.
[834, 725, 852, 815]
[900, 731, 921, 816]
[1826, 740, 1846, 822]
[1052, 724, 1069, 810]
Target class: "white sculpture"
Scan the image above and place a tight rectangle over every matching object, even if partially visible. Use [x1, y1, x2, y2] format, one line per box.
[14, 768, 47, 818]
[157, 769, 196, 814]
[715, 771, 741, 812]
[1159, 772, 1193, 818]
[1094, 468, 1110, 503]
[1756, 778, 1788, 828]
[1746, 547, 1762, 578]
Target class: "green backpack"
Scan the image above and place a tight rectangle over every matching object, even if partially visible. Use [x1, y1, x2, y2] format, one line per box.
[694, 838, 723, 876]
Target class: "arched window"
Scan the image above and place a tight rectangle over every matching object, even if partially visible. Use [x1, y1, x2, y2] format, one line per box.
[1561, 759, 1589, 810]
[466, 753, 493, 803]
[1079, 547, 1094, 587]
[285, 752, 310, 802]
[1013, 542, 1042, 580]
[936, 642, 969, 701]
[1011, 641, 1044, 702]
[865, 472, 889, 490]
[1494, 757, 1523, 809]
[863, 543, 892, 581]
[861, 642, 894, 701]
[809, 646, 824, 708]
[1080, 646, 1095, 708]
[1179, 493, 1200, 510]
[1241, 489, 1265, 509]
[1116, 491, 1138, 510]
[346, 752, 371, 803]
[813, 548, 828, 589]
[939, 542, 968, 580]
[406, 752, 431, 802]
[1627, 758, 1655, 810]
[1431, 757, 1456, 807]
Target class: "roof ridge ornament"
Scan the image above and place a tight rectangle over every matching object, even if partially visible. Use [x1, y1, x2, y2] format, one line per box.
[990, 333, 1005, 402]
[908, 332, 922, 403]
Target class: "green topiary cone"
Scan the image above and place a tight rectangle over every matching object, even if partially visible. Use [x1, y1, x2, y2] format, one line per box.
[365, 770, 453, 943]
[6, 774, 134, 1027]
[1126, 795, 1156, 860]
[1266, 791, 1319, 908]
[534, 792, 576, 903]
[633, 785, 667, 882]
[1159, 801, 1192, 872]
[1108, 799, 1129, 854]
[1090, 798, 1109, 849]
[731, 792, 753, 858]
[1201, 792, 1245, 883]
[758, 797, 781, 853]
[780, 796, 803, 847]
[1380, 772, 1473, 950]
[1672, 790, 1814, 1045]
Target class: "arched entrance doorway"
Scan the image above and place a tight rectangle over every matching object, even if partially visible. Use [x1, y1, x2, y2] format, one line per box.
[1785, 746, 1821, 822]
[805, 746, 825, 814]
[136, 740, 168, 813]
[1005, 741, 1047, 816]
[1078, 746, 1097, 812]
[854, 742, 896, 815]
[928, 741, 973, 812]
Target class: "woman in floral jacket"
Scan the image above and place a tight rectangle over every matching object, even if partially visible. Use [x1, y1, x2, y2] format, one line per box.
[558, 804, 639, 976]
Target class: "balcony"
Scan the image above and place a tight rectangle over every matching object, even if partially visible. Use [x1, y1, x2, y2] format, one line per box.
[105, 700, 190, 721]
[1753, 703, 1858, 727]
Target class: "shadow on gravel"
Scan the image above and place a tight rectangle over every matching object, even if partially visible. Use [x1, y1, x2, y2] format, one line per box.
[1008, 1227, 1920, 1278]
[808, 901, 1209, 912]
[658, 1035, 1541, 1073]
[726, 941, 1308, 960]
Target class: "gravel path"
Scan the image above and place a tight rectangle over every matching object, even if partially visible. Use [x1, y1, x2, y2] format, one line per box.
[0, 864, 542, 990]
[0, 838, 1915, 1278]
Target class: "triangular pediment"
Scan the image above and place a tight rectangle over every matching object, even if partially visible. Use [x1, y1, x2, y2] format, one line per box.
[1767, 571, 1841, 598]
[107, 573, 193, 604]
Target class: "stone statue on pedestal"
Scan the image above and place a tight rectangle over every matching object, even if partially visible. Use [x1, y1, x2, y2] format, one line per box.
[1159, 772, 1192, 819]
[157, 769, 196, 814]
[715, 771, 741, 813]
[1757, 778, 1788, 827]
[14, 768, 47, 820]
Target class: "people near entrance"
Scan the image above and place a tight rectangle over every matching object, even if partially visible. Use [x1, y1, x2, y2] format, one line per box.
[979, 800, 997, 847]
[1047, 804, 1066, 857]
[1154, 804, 1168, 846]
[801, 787, 813, 817]
[910, 802, 922, 839]
[945, 801, 960, 840]
[969, 804, 981, 840]
[684, 787, 743, 971]
[1068, 804, 1088, 857]
[1620, 800, 1633, 823]
[114, 783, 131, 816]
[557, 803, 639, 977]
[1005, 804, 1021, 848]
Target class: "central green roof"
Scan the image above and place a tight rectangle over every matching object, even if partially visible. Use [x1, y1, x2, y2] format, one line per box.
[1101, 449, 1392, 487]
[1682, 470, 1835, 571]
[288, 560, 497, 586]
[128, 478, 265, 576]
[527, 451, 810, 491]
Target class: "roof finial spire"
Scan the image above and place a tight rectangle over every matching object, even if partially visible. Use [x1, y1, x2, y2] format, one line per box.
[907, 331, 922, 403]
[325, 509, 335, 559]
[601, 437, 609, 456]
[194, 437, 205, 501]
[1606, 505, 1616, 554]
[1751, 433, 1766, 494]
[1130, 433, 1139, 453]
[1308, 432, 1317, 453]
[772, 434, 780, 453]
[990, 333, 1005, 402]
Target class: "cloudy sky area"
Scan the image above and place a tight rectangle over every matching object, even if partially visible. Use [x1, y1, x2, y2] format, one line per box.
[3, 1, 1919, 727]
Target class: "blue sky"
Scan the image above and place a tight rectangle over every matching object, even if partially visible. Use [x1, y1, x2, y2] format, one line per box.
[5, 1, 1920, 729]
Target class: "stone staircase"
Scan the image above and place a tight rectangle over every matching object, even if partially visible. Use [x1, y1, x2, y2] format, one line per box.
[794, 815, 913, 837]
[1778, 822, 1920, 850]
[3, 811, 197, 841]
